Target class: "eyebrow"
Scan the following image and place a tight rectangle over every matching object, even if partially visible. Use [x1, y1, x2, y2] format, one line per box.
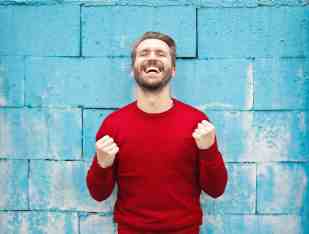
[138, 48, 167, 53]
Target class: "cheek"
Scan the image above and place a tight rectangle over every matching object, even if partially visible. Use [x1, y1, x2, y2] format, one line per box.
[134, 60, 144, 68]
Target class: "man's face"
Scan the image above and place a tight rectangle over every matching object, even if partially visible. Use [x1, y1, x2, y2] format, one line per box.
[132, 39, 176, 92]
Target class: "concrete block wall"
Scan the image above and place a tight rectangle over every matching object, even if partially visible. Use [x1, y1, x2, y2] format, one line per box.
[0, 0, 308, 233]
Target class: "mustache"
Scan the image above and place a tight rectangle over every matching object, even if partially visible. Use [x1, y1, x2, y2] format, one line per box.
[141, 59, 164, 72]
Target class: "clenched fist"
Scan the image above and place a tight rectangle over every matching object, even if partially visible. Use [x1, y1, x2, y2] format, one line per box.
[96, 135, 119, 168]
[192, 120, 216, 150]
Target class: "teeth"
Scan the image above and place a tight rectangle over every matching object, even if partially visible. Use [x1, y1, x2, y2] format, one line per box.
[146, 67, 160, 73]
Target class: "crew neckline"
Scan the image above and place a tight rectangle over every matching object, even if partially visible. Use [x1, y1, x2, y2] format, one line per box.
[133, 97, 178, 118]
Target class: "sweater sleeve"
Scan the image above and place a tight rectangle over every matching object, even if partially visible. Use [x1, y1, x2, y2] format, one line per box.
[86, 115, 117, 202]
[197, 115, 228, 199]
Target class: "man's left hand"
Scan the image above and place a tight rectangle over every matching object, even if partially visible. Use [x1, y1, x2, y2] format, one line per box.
[192, 120, 216, 150]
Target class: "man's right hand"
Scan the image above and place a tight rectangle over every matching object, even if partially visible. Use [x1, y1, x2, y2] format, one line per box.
[96, 135, 119, 168]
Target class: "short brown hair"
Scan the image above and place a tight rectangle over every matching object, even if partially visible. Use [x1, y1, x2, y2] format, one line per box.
[131, 31, 176, 68]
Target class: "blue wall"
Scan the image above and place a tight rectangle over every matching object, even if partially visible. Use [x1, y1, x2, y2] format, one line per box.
[0, 1, 308, 233]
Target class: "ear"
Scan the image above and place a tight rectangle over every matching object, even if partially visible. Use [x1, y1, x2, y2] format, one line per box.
[171, 67, 176, 77]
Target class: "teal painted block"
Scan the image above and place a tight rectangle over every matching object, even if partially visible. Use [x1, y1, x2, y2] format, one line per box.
[202, 215, 258, 234]
[0, 108, 81, 159]
[201, 164, 256, 214]
[82, 0, 199, 5]
[258, 215, 309, 234]
[0, 56, 24, 107]
[0, 5, 79, 56]
[80, 214, 115, 234]
[29, 160, 116, 212]
[257, 0, 308, 6]
[0, 211, 78, 234]
[198, 7, 308, 58]
[25, 57, 134, 108]
[305, 7, 309, 58]
[201, 215, 309, 234]
[82, 6, 196, 57]
[204, 111, 308, 162]
[83, 109, 115, 162]
[254, 58, 309, 110]
[200, 111, 247, 162]
[171, 59, 254, 110]
[200, 0, 257, 7]
[257, 163, 309, 214]
[0, 160, 28, 210]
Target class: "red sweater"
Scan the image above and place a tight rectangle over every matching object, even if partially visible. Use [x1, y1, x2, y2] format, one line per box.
[86, 98, 228, 232]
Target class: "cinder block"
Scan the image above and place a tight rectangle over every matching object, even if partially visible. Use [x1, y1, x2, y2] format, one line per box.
[80, 213, 115, 234]
[25, 57, 134, 108]
[257, 0, 308, 6]
[258, 215, 309, 234]
[202, 215, 258, 234]
[83, 109, 115, 162]
[254, 58, 309, 110]
[82, 6, 196, 57]
[198, 7, 308, 58]
[0, 56, 24, 107]
[257, 163, 309, 214]
[171, 59, 253, 110]
[0, 5, 80, 56]
[0, 108, 82, 160]
[29, 160, 117, 212]
[0, 160, 28, 210]
[200, 0, 257, 7]
[201, 163, 256, 214]
[204, 111, 308, 162]
[0, 211, 78, 234]
[201, 215, 309, 234]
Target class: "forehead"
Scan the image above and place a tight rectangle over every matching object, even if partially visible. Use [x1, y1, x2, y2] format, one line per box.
[136, 39, 170, 52]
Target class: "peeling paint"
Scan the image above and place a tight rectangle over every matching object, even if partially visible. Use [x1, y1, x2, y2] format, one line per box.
[197, 102, 234, 111]
[298, 112, 306, 132]
[245, 62, 254, 110]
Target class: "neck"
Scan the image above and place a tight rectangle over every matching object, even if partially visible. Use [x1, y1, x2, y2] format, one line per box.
[135, 85, 174, 114]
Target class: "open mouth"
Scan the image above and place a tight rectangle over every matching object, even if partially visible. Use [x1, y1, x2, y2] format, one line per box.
[145, 66, 161, 74]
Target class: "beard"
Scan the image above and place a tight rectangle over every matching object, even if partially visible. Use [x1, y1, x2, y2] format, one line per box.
[133, 59, 173, 92]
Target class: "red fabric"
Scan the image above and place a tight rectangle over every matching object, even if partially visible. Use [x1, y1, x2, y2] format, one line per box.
[117, 223, 200, 234]
[87, 98, 228, 232]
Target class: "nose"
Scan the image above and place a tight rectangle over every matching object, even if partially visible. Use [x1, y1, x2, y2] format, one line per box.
[148, 51, 157, 59]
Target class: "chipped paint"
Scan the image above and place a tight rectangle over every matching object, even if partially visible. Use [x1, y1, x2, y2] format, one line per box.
[245, 62, 254, 110]
[298, 112, 306, 132]
[197, 102, 234, 111]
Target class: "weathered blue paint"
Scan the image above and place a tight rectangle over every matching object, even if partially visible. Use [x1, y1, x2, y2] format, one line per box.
[257, 163, 309, 214]
[0, 160, 28, 210]
[83, 109, 115, 162]
[254, 58, 309, 110]
[0, 5, 80, 56]
[198, 7, 309, 58]
[172, 59, 253, 110]
[79, 214, 115, 234]
[0, 2, 308, 233]
[201, 163, 256, 214]
[0, 56, 24, 107]
[29, 160, 116, 212]
[204, 111, 308, 162]
[25, 57, 134, 108]
[201, 214, 309, 234]
[82, 6, 196, 57]
[0, 108, 82, 159]
[0, 211, 78, 234]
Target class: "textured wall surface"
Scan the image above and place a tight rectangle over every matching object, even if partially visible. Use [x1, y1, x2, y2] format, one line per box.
[0, 0, 308, 233]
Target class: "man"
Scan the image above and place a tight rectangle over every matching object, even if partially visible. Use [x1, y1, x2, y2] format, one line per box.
[86, 32, 228, 234]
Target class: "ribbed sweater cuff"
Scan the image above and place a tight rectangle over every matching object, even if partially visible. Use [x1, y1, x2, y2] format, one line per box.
[92, 155, 114, 177]
[198, 141, 220, 162]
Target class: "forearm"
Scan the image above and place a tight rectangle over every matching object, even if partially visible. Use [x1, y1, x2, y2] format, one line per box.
[198, 138, 228, 198]
[86, 154, 116, 201]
